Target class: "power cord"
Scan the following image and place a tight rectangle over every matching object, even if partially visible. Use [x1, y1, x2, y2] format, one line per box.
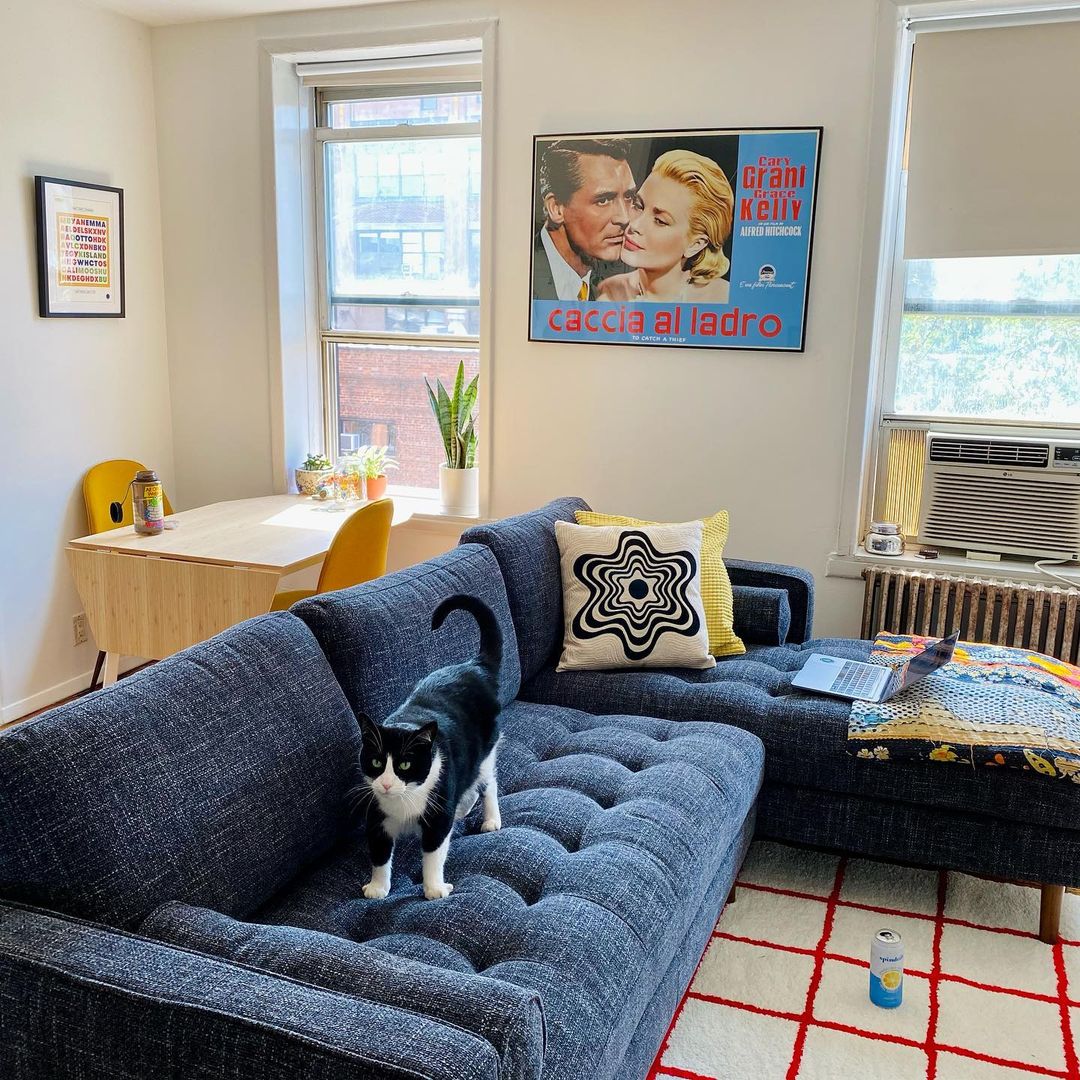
[1034, 558, 1080, 587]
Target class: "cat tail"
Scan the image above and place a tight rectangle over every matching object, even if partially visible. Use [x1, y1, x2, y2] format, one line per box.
[432, 594, 503, 678]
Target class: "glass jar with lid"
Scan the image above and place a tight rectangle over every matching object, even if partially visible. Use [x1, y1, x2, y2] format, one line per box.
[865, 521, 904, 557]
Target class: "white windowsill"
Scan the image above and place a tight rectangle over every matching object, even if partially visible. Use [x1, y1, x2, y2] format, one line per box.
[391, 493, 483, 531]
[826, 547, 1080, 588]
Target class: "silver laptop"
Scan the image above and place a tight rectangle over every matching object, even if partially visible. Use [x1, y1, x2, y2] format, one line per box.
[791, 633, 958, 703]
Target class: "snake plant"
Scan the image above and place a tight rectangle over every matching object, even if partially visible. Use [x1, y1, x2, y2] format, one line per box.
[424, 362, 478, 470]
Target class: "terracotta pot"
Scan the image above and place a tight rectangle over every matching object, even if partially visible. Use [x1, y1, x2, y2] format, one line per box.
[439, 465, 479, 515]
[366, 475, 388, 500]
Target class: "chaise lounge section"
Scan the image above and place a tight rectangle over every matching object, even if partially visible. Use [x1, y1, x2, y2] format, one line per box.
[463, 498, 1080, 909]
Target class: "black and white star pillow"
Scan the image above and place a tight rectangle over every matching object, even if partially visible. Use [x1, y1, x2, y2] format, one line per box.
[554, 520, 716, 671]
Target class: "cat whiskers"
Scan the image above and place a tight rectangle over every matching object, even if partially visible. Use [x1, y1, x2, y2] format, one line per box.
[346, 779, 377, 814]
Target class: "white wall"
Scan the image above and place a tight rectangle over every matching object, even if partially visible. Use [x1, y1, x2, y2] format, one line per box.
[0, 0, 174, 720]
[152, 0, 880, 636]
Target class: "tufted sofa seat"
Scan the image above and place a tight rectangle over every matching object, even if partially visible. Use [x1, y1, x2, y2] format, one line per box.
[464, 499, 1080, 890]
[147, 704, 762, 1080]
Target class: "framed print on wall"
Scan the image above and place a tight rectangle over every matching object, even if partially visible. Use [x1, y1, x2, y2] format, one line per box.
[35, 176, 125, 318]
[529, 126, 821, 351]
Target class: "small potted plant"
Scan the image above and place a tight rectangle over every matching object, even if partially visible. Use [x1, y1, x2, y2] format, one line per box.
[295, 452, 333, 496]
[425, 362, 478, 515]
[358, 444, 398, 501]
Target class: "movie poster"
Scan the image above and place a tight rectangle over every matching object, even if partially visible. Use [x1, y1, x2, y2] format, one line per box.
[529, 127, 821, 351]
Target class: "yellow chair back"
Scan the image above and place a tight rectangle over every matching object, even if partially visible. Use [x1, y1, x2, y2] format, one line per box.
[317, 498, 394, 593]
[83, 459, 174, 534]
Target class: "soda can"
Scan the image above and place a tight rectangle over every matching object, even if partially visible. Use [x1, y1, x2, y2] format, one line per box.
[869, 929, 904, 1008]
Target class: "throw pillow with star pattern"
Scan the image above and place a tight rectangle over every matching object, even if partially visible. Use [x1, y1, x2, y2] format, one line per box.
[554, 520, 716, 671]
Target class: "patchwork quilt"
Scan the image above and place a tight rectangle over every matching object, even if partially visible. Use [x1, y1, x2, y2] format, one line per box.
[846, 634, 1080, 781]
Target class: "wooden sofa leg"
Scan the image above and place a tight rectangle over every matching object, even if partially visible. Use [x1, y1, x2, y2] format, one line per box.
[726, 885, 737, 906]
[1040, 884, 1064, 944]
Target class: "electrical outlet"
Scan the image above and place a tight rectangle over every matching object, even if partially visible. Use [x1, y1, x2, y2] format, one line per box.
[72, 613, 88, 647]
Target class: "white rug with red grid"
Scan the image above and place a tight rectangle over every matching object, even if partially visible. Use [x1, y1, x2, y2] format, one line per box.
[648, 841, 1080, 1080]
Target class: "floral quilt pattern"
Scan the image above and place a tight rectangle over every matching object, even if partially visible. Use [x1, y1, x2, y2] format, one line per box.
[847, 634, 1080, 781]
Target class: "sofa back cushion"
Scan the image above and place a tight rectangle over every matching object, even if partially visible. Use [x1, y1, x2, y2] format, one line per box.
[0, 613, 360, 929]
[461, 497, 589, 682]
[293, 544, 521, 721]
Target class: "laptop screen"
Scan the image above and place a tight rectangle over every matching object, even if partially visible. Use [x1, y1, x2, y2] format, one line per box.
[895, 632, 959, 691]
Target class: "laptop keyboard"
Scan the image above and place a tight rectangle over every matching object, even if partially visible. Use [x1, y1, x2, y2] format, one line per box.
[831, 661, 882, 698]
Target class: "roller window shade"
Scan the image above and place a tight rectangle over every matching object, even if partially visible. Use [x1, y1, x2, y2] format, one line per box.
[297, 47, 481, 88]
[904, 21, 1080, 259]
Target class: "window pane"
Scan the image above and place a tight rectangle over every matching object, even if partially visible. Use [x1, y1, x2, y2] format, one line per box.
[331, 302, 479, 336]
[332, 343, 479, 492]
[327, 91, 481, 129]
[325, 136, 480, 334]
[894, 255, 1080, 423]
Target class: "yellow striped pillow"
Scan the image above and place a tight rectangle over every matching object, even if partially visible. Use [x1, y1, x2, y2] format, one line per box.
[574, 510, 745, 657]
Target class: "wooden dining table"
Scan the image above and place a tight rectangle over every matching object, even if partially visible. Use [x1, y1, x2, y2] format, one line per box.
[67, 495, 413, 687]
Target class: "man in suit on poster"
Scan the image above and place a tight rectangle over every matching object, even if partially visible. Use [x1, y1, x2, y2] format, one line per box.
[532, 138, 636, 301]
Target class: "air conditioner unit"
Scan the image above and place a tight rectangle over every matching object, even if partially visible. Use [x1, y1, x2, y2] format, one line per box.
[917, 431, 1080, 560]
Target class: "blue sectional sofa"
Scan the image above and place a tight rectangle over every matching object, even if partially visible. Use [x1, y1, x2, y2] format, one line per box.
[5, 495, 1072, 1077]
[0, 538, 763, 1079]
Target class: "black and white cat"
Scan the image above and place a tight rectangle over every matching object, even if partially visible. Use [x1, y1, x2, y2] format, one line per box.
[357, 594, 503, 901]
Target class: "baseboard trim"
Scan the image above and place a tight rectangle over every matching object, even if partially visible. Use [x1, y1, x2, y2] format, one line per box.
[1, 657, 143, 726]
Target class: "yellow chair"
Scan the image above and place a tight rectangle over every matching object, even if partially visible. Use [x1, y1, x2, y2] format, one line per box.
[81, 459, 175, 690]
[83, 458, 174, 534]
[270, 498, 394, 611]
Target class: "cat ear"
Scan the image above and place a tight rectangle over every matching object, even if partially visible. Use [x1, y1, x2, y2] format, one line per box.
[357, 713, 380, 744]
[413, 722, 439, 746]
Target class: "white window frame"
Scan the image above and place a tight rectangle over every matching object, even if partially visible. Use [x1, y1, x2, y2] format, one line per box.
[314, 83, 482, 491]
[833, 0, 1080, 567]
[259, 20, 496, 516]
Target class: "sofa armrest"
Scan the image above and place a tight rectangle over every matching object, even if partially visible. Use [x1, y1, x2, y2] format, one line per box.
[731, 585, 791, 646]
[724, 559, 815, 643]
[141, 900, 545, 1080]
[0, 902, 500, 1080]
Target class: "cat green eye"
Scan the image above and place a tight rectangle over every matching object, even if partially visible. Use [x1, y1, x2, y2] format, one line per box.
[399, 761, 411, 772]
[371, 758, 383, 769]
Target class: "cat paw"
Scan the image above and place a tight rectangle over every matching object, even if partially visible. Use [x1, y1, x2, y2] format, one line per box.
[480, 817, 502, 833]
[362, 881, 390, 900]
[423, 882, 454, 900]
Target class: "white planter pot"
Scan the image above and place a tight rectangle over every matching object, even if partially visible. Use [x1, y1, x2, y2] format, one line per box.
[439, 465, 479, 515]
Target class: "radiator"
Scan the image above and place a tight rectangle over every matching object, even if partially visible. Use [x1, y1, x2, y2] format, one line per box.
[861, 567, 1080, 665]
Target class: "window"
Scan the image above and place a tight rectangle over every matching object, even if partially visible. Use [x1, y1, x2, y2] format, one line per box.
[891, 256, 1080, 424]
[864, 15, 1080, 541]
[340, 418, 397, 456]
[330, 343, 477, 492]
[315, 74, 482, 495]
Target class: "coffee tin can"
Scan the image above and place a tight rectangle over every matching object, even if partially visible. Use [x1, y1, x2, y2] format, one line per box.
[869, 928, 904, 1008]
[132, 470, 165, 535]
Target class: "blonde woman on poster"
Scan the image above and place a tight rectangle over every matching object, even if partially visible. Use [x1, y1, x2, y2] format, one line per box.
[598, 149, 735, 304]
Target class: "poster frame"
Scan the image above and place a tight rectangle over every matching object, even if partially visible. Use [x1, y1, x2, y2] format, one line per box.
[35, 176, 125, 319]
[528, 126, 822, 353]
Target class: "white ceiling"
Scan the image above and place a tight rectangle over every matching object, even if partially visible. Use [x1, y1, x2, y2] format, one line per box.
[83, 0, 395, 27]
